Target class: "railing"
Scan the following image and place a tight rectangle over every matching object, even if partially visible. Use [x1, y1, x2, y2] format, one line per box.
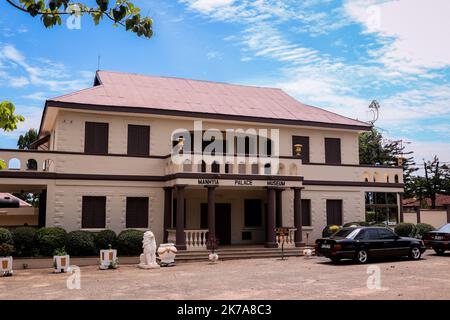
[0, 150, 56, 172]
[165, 154, 302, 176]
[0, 149, 166, 176]
[276, 228, 296, 248]
[185, 229, 209, 251]
[302, 164, 404, 184]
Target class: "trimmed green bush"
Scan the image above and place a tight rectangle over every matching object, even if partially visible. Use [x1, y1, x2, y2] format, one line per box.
[117, 229, 144, 255]
[322, 225, 341, 238]
[394, 223, 415, 237]
[343, 221, 370, 227]
[414, 223, 435, 239]
[95, 229, 117, 251]
[372, 223, 390, 227]
[0, 243, 14, 256]
[12, 227, 36, 257]
[36, 227, 67, 256]
[66, 231, 96, 256]
[0, 228, 13, 245]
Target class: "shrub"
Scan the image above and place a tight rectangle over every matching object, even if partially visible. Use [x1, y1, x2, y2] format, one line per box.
[12, 227, 36, 257]
[95, 229, 117, 251]
[0, 228, 13, 245]
[36, 227, 67, 256]
[343, 221, 370, 227]
[66, 231, 96, 256]
[322, 225, 341, 238]
[0, 243, 14, 256]
[414, 223, 435, 239]
[371, 223, 390, 227]
[117, 229, 144, 255]
[394, 223, 415, 237]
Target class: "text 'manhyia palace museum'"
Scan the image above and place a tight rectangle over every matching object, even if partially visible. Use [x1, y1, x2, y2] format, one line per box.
[0, 71, 404, 250]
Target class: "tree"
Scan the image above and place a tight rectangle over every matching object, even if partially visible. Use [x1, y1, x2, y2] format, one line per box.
[18, 128, 38, 170]
[0, 101, 25, 132]
[5, 0, 153, 38]
[421, 156, 450, 208]
[17, 128, 38, 150]
[359, 128, 418, 197]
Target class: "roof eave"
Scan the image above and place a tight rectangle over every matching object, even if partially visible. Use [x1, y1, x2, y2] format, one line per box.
[46, 100, 372, 132]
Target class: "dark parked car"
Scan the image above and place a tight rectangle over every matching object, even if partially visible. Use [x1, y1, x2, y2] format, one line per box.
[315, 227, 426, 264]
[423, 223, 450, 255]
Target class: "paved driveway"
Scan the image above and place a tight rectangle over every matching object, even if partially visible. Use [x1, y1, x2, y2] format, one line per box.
[1, 251, 450, 300]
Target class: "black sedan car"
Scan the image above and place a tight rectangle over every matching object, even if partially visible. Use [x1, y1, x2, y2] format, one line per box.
[316, 227, 426, 264]
[423, 223, 450, 255]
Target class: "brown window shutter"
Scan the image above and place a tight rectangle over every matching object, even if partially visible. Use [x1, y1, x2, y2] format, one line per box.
[85, 122, 109, 154]
[325, 138, 341, 164]
[301, 199, 311, 226]
[326, 200, 343, 225]
[292, 136, 310, 163]
[82, 196, 106, 228]
[128, 125, 150, 156]
[126, 197, 149, 228]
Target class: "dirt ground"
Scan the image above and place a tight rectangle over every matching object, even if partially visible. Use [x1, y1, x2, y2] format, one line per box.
[2, 251, 450, 300]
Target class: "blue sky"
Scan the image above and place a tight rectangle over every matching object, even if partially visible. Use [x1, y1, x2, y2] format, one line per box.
[0, 0, 449, 165]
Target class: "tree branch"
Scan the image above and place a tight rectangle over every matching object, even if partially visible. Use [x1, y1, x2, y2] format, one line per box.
[5, 0, 126, 27]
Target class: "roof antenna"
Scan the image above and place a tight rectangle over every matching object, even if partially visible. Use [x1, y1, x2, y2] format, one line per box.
[97, 55, 101, 71]
[368, 100, 380, 125]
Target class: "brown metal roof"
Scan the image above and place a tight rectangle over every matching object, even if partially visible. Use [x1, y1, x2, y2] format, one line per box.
[47, 70, 371, 130]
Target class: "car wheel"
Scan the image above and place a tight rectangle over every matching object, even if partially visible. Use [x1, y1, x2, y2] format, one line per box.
[355, 250, 369, 264]
[434, 248, 446, 256]
[330, 257, 341, 263]
[409, 246, 422, 260]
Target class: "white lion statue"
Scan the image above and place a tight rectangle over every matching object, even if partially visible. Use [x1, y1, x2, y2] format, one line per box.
[138, 231, 160, 269]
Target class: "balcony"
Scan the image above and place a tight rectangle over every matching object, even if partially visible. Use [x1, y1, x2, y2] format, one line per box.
[165, 154, 302, 176]
[0, 149, 166, 176]
[302, 163, 404, 184]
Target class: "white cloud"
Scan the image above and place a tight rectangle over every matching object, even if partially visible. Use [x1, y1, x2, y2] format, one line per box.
[187, 0, 235, 13]
[345, 0, 450, 73]
[406, 140, 450, 165]
[206, 50, 223, 60]
[21, 92, 49, 101]
[0, 44, 92, 92]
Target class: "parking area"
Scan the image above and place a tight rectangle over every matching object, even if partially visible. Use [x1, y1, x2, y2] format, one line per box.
[1, 251, 450, 300]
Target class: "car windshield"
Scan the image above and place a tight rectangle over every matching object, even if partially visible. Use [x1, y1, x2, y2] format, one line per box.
[437, 224, 450, 233]
[330, 228, 360, 239]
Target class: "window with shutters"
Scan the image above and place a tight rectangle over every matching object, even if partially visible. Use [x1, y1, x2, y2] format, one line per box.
[324, 138, 341, 164]
[82, 196, 106, 229]
[301, 199, 312, 226]
[127, 125, 150, 156]
[292, 136, 310, 163]
[126, 197, 149, 228]
[84, 122, 109, 154]
[326, 199, 343, 225]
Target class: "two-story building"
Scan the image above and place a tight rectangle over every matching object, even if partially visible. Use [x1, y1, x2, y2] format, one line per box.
[0, 70, 404, 250]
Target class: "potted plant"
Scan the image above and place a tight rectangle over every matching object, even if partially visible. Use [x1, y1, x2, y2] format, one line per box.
[0, 243, 14, 277]
[53, 247, 70, 273]
[99, 244, 118, 270]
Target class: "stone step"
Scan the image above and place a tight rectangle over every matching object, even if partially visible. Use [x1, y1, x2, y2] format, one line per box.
[174, 247, 314, 262]
[175, 252, 305, 262]
[176, 247, 311, 256]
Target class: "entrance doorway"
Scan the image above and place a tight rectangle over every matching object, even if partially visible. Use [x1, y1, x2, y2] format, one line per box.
[200, 203, 232, 245]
